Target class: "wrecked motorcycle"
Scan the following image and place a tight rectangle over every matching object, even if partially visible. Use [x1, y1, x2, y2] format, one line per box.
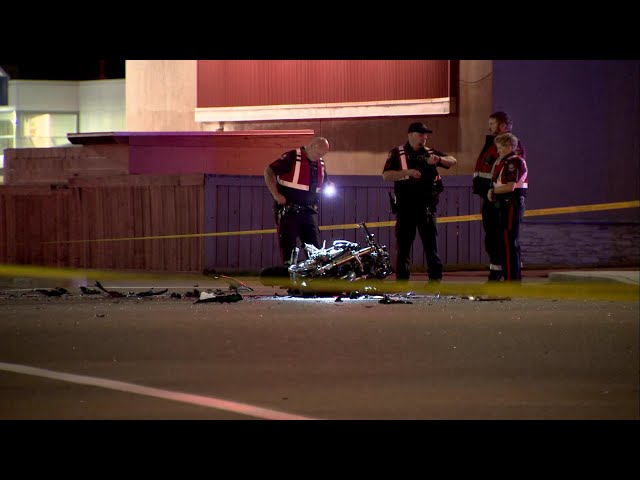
[284, 222, 394, 295]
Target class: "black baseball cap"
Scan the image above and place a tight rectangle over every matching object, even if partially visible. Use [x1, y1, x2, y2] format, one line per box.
[408, 122, 433, 134]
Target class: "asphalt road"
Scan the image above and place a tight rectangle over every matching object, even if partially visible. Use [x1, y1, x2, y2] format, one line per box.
[0, 281, 637, 420]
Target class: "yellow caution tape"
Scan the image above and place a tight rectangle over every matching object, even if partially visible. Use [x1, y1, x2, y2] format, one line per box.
[42, 228, 279, 245]
[37, 200, 639, 244]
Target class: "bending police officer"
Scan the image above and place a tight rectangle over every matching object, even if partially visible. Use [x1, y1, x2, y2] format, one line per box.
[264, 137, 331, 266]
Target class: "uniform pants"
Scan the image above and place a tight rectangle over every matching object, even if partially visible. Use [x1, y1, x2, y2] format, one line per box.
[277, 210, 321, 265]
[394, 208, 442, 281]
[482, 197, 503, 280]
[498, 196, 525, 281]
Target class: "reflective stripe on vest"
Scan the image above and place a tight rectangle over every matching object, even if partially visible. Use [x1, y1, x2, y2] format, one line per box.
[398, 145, 441, 183]
[492, 156, 529, 190]
[277, 148, 324, 192]
[398, 146, 409, 180]
[473, 171, 492, 179]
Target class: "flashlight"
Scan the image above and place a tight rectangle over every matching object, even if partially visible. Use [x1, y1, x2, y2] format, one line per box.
[323, 182, 336, 197]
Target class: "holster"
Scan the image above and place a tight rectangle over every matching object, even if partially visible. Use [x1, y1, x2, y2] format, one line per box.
[273, 202, 287, 225]
[388, 192, 398, 214]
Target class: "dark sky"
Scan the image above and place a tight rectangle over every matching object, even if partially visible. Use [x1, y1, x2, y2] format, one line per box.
[0, 60, 125, 81]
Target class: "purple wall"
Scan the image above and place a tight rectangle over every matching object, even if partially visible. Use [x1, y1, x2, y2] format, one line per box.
[492, 60, 640, 221]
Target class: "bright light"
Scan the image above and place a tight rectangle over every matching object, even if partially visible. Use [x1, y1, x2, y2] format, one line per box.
[323, 182, 336, 197]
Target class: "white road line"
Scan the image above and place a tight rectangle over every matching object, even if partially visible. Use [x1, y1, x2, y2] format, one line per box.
[0, 362, 316, 420]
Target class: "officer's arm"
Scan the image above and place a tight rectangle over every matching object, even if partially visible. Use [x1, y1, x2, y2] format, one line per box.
[430, 153, 457, 168]
[493, 182, 516, 194]
[437, 154, 457, 168]
[427, 148, 457, 168]
[264, 166, 284, 202]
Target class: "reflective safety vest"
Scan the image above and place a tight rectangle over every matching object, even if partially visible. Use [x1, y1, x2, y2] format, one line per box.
[491, 153, 528, 190]
[277, 148, 325, 192]
[397, 145, 442, 184]
[473, 136, 526, 197]
[473, 136, 499, 180]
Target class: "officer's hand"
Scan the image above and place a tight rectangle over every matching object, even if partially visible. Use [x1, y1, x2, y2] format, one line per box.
[274, 193, 287, 205]
[428, 155, 441, 165]
[407, 169, 421, 178]
[487, 190, 494, 202]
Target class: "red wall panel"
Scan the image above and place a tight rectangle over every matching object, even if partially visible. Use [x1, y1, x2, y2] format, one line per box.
[197, 60, 450, 108]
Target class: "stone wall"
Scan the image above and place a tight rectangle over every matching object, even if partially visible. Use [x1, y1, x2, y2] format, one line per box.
[521, 221, 640, 268]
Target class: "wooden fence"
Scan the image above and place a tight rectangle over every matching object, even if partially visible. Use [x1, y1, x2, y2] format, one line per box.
[0, 176, 205, 272]
[0, 174, 485, 273]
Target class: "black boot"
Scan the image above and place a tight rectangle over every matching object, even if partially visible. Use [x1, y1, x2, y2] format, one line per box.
[487, 270, 503, 282]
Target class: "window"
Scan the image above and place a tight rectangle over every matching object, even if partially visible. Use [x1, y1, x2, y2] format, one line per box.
[0, 108, 16, 177]
[16, 112, 78, 148]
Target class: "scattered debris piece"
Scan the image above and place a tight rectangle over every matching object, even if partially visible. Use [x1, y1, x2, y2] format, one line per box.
[194, 291, 243, 304]
[213, 274, 254, 292]
[379, 294, 413, 304]
[35, 287, 69, 297]
[94, 281, 127, 298]
[460, 295, 511, 302]
[134, 288, 168, 297]
[79, 286, 101, 295]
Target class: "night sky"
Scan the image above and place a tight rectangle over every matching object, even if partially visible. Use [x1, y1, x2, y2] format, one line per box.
[0, 60, 126, 81]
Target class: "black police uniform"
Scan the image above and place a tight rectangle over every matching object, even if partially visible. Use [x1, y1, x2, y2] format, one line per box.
[383, 141, 449, 281]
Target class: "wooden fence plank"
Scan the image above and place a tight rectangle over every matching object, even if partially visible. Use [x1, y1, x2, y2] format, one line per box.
[249, 186, 263, 270]
[148, 186, 164, 271]
[228, 186, 241, 269]
[216, 185, 229, 269]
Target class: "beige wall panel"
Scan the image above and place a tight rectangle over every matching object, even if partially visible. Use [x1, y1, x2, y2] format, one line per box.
[126, 60, 199, 131]
[457, 60, 493, 175]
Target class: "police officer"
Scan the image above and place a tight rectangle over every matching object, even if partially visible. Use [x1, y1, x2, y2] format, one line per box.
[382, 122, 457, 282]
[487, 133, 528, 281]
[472, 111, 526, 281]
[264, 137, 331, 265]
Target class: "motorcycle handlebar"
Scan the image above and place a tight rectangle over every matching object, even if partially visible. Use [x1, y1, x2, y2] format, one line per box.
[359, 222, 379, 249]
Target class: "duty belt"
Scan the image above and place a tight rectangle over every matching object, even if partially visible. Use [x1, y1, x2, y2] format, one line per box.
[276, 203, 318, 223]
[288, 203, 318, 214]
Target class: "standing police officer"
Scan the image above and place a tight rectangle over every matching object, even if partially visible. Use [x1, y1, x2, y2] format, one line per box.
[383, 122, 457, 282]
[472, 111, 526, 281]
[264, 137, 331, 266]
[487, 133, 528, 281]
